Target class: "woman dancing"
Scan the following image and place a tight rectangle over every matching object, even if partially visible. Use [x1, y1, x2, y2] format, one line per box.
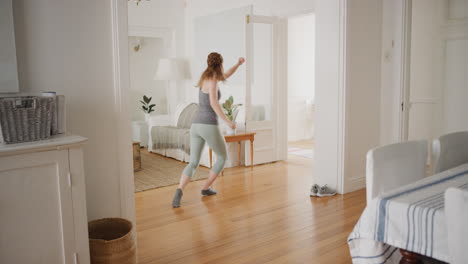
[172, 52, 245, 208]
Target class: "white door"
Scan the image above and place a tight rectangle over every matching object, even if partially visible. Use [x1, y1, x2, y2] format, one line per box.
[405, 0, 445, 142]
[0, 150, 76, 264]
[245, 15, 285, 165]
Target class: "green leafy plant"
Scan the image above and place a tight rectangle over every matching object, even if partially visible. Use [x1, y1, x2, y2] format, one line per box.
[222, 96, 242, 121]
[140, 95, 156, 114]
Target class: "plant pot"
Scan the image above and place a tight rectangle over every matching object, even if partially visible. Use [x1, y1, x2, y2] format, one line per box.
[144, 113, 151, 122]
[225, 123, 236, 135]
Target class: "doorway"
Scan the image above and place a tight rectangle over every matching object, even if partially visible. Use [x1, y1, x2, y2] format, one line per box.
[287, 13, 315, 161]
[110, 0, 349, 234]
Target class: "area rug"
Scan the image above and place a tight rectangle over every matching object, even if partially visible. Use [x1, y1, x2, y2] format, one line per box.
[134, 149, 210, 192]
[288, 147, 314, 159]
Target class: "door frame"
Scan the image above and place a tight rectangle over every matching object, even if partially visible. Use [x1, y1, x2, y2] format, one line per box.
[398, 0, 413, 141]
[110, 0, 354, 211]
[110, 0, 136, 224]
[284, 11, 315, 146]
[312, 0, 348, 194]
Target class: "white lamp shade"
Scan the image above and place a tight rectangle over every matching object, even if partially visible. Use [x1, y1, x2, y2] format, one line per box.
[154, 58, 191, 80]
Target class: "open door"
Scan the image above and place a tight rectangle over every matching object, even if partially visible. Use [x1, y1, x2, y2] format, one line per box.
[193, 8, 286, 166]
[245, 15, 285, 165]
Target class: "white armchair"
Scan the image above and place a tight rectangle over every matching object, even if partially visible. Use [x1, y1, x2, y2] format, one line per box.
[146, 101, 240, 168]
[146, 102, 192, 152]
[432, 131, 468, 174]
[366, 140, 428, 204]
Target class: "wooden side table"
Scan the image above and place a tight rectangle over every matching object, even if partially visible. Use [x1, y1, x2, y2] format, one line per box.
[133, 141, 142, 172]
[209, 132, 256, 173]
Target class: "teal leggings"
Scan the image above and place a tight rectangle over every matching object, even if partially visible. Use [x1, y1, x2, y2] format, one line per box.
[183, 123, 227, 177]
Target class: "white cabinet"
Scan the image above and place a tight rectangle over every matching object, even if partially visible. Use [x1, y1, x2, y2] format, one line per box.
[0, 135, 90, 264]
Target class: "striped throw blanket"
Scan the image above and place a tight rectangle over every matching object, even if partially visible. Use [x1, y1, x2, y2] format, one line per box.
[348, 163, 468, 264]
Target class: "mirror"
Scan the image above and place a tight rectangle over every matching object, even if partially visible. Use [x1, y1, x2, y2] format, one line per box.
[0, 0, 19, 93]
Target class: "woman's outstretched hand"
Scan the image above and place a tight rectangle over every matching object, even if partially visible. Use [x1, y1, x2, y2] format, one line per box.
[229, 121, 237, 130]
[225, 58, 246, 79]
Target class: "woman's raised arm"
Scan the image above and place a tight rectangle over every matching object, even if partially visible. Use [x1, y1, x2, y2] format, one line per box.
[223, 57, 245, 79]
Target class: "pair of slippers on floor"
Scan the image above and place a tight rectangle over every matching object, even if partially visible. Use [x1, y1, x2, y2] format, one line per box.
[310, 184, 337, 197]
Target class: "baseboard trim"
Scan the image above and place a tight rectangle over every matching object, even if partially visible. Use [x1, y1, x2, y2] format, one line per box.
[345, 176, 366, 193]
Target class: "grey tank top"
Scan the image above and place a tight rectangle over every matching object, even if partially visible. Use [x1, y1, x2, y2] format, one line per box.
[192, 89, 221, 125]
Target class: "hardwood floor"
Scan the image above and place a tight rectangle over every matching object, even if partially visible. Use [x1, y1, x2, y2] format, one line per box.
[288, 139, 314, 150]
[135, 153, 366, 264]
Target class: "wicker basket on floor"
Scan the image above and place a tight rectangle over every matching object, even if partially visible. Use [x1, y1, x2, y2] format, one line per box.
[88, 218, 137, 264]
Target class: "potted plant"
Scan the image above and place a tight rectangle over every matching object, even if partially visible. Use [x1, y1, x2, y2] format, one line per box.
[140, 95, 155, 122]
[222, 96, 242, 135]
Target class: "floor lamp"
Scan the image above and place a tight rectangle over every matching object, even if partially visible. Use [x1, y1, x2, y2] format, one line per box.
[154, 58, 191, 115]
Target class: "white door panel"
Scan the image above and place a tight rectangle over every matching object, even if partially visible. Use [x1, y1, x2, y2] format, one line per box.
[408, 102, 437, 140]
[245, 127, 276, 165]
[245, 15, 283, 165]
[406, 0, 445, 141]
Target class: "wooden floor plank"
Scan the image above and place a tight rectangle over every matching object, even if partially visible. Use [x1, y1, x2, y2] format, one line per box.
[135, 152, 366, 264]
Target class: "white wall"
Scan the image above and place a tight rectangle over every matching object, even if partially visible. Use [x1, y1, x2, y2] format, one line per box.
[187, 0, 316, 104]
[444, 39, 468, 132]
[189, 0, 315, 18]
[13, 0, 133, 221]
[343, 0, 383, 193]
[288, 13, 315, 142]
[448, 0, 468, 19]
[444, 39, 468, 133]
[128, 37, 167, 120]
[315, 0, 383, 194]
[314, 0, 345, 192]
[128, 0, 190, 105]
[443, 0, 468, 133]
[0, 0, 19, 93]
[128, 0, 185, 57]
